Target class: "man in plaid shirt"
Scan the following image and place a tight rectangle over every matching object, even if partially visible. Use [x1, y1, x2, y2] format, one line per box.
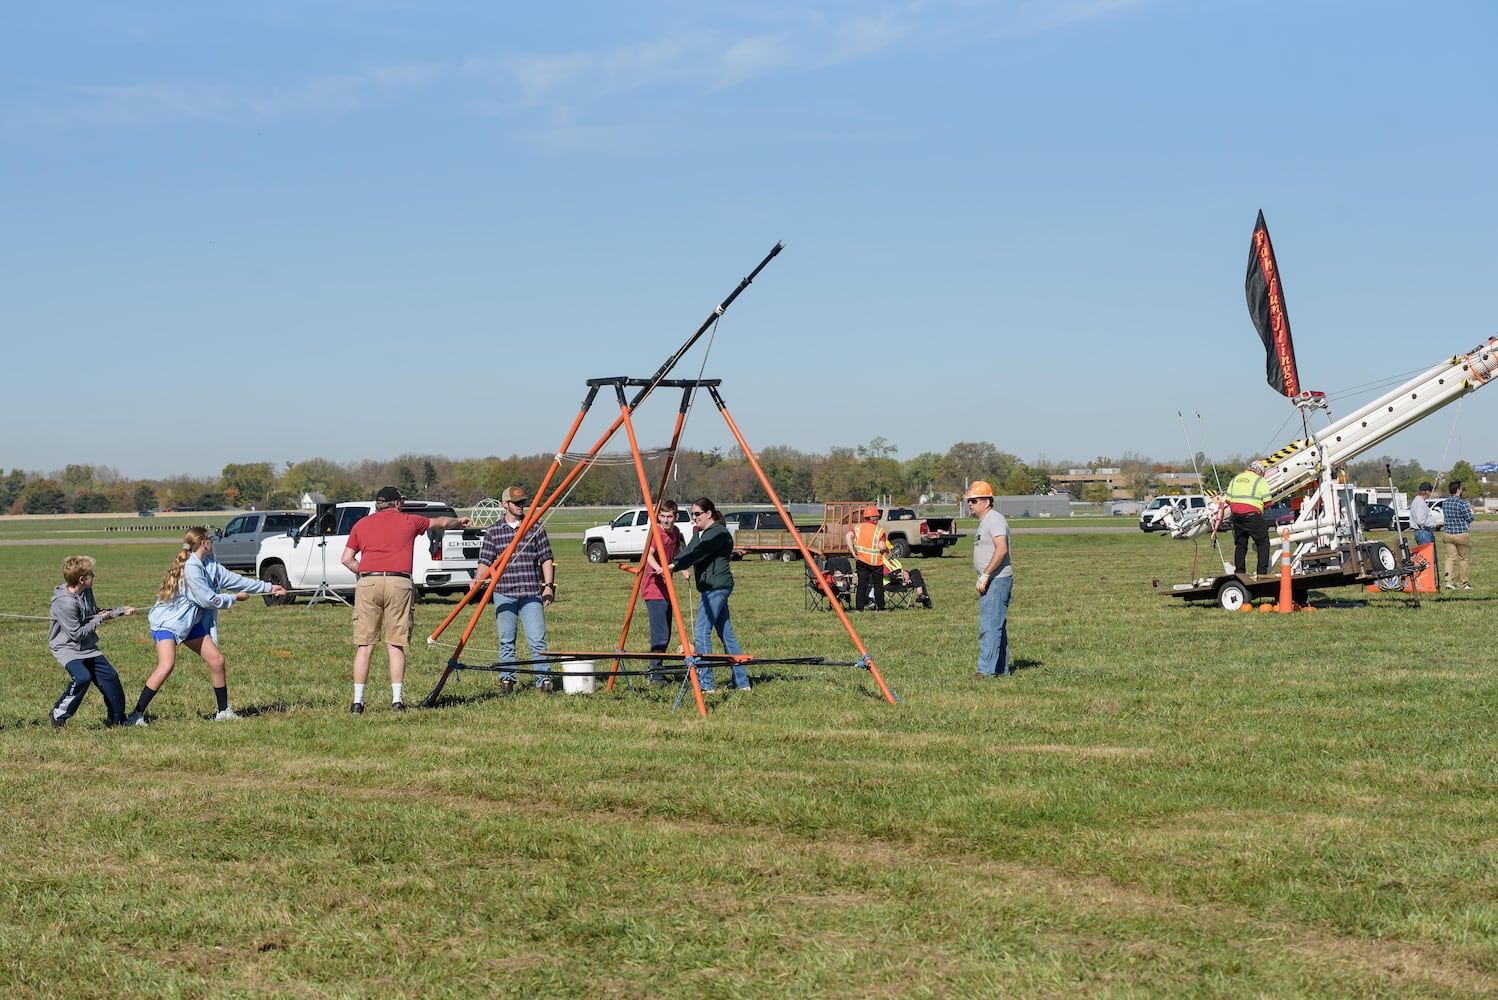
[1441, 481, 1475, 590]
[472, 487, 556, 693]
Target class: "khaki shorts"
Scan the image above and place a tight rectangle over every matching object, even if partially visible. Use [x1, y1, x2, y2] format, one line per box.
[351, 576, 416, 647]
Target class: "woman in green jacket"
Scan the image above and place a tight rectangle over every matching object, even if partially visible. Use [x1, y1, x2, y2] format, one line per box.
[670, 497, 750, 692]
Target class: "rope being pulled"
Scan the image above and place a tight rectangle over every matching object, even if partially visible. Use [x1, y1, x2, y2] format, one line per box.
[441, 652, 846, 679]
[435, 651, 877, 713]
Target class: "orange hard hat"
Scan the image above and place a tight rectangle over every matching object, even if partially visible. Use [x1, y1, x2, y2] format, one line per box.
[965, 480, 994, 499]
[862, 505, 879, 518]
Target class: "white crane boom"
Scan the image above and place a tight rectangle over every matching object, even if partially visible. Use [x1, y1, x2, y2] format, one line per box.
[1260, 337, 1497, 501]
[1167, 336, 1496, 550]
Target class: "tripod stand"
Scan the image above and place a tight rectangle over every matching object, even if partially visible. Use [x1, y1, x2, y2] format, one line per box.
[305, 535, 351, 609]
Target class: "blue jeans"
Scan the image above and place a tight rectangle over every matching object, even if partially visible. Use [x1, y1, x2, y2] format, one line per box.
[52, 655, 127, 726]
[494, 594, 548, 685]
[646, 598, 672, 680]
[977, 575, 1012, 676]
[695, 587, 748, 689]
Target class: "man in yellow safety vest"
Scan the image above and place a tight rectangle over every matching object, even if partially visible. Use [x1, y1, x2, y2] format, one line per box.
[1226, 460, 1273, 578]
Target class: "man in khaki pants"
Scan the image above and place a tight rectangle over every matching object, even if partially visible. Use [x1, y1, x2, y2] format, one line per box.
[342, 487, 471, 713]
[1441, 481, 1475, 590]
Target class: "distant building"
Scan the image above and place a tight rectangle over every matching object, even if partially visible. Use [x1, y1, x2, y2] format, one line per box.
[1155, 471, 1203, 493]
[1050, 468, 1128, 499]
[994, 494, 1072, 518]
[1048, 468, 1124, 500]
[1049, 468, 1203, 501]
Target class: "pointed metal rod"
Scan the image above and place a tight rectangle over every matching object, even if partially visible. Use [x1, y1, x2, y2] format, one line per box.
[629, 242, 783, 412]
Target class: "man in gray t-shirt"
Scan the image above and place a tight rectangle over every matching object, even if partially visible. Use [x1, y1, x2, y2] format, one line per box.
[966, 481, 1012, 677]
[1408, 481, 1439, 581]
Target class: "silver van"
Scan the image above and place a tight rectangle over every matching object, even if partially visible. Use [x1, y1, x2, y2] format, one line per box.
[214, 511, 307, 571]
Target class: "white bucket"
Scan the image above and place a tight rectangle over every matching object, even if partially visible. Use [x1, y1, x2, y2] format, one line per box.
[561, 660, 595, 695]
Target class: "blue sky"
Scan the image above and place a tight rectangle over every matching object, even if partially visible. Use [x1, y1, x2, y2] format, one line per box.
[4, 1, 1495, 481]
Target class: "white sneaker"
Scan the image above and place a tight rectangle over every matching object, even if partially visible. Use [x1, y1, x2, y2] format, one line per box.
[125, 711, 149, 727]
[1445, 582, 1457, 590]
[214, 708, 240, 721]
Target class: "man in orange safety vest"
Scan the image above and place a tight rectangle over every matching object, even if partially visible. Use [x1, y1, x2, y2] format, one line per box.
[845, 505, 891, 611]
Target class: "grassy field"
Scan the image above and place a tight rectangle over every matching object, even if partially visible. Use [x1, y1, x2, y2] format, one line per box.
[1, 521, 1495, 997]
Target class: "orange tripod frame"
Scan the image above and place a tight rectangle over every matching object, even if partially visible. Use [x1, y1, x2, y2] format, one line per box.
[421, 377, 897, 715]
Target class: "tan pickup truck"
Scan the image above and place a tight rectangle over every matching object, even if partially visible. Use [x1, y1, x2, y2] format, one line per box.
[871, 506, 962, 558]
[728, 504, 964, 561]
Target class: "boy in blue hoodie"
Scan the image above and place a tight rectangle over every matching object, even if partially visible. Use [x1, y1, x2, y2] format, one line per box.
[48, 555, 135, 729]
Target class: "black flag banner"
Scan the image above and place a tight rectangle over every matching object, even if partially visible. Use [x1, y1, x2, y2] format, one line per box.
[1245, 210, 1301, 397]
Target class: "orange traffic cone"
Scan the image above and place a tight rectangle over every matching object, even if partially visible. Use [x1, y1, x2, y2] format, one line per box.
[1277, 528, 1295, 613]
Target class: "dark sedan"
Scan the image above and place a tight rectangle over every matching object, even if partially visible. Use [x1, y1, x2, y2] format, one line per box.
[1263, 502, 1296, 526]
[1360, 503, 1397, 531]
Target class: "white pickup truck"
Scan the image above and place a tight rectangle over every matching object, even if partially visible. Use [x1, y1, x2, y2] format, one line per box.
[583, 505, 715, 563]
[255, 500, 482, 604]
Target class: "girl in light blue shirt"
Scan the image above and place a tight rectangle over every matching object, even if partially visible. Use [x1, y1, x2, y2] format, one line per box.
[127, 526, 286, 725]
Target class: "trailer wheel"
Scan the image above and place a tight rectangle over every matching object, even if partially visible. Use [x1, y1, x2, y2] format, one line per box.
[1217, 579, 1250, 611]
[1367, 542, 1397, 573]
[781, 550, 799, 562]
[761, 552, 777, 561]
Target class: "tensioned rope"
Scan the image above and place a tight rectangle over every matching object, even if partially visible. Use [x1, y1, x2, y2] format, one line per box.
[659, 313, 725, 640]
[557, 448, 677, 465]
[546, 447, 677, 527]
[430, 651, 875, 693]
[585, 313, 726, 645]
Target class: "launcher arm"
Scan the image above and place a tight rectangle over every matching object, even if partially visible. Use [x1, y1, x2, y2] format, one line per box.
[1259, 337, 1498, 503]
[1166, 337, 1496, 544]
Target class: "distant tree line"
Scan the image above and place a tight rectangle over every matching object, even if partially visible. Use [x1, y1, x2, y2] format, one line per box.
[2, 446, 1489, 516]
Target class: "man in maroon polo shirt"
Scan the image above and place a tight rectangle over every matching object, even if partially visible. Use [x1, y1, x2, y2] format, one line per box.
[341, 486, 470, 715]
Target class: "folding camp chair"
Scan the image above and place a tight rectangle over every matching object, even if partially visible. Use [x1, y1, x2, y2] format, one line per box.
[881, 572, 918, 610]
[805, 556, 852, 611]
[880, 562, 931, 610]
